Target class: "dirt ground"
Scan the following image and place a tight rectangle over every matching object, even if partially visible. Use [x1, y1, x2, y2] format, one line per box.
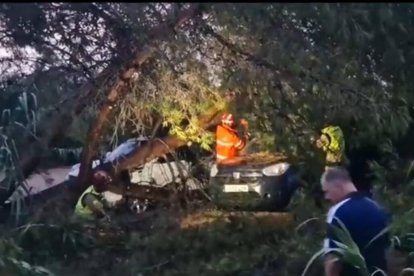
[179, 209, 294, 229]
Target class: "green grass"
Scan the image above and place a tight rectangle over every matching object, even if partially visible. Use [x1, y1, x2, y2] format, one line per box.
[0, 198, 327, 276]
[2, 164, 414, 276]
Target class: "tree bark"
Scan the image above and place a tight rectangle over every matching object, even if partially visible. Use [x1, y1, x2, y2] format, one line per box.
[75, 4, 202, 198]
[115, 108, 224, 172]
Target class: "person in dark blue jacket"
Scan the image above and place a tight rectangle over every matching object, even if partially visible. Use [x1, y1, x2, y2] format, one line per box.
[321, 167, 390, 276]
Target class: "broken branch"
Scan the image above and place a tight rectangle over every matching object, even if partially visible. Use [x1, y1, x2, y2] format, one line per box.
[75, 4, 202, 198]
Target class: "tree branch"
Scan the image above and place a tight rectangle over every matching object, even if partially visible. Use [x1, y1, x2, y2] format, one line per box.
[115, 106, 224, 172]
[202, 22, 373, 102]
[75, 4, 202, 200]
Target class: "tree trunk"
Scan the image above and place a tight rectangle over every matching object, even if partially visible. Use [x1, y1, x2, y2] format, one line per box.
[0, 64, 119, 205]
[75, 4, 202, 198]
[115, 108, 224, 172]
[1, 107, 223, 220]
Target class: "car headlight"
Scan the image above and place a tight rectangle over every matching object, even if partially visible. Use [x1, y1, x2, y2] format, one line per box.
[262, 162, 290, 176]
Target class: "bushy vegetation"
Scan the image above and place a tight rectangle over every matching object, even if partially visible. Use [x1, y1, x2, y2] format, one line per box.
[1, 3, 414, 275]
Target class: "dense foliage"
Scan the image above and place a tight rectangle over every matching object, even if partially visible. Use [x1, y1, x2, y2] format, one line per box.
[1, 3, 414, 275]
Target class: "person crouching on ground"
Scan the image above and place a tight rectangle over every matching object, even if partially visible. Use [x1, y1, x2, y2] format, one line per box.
[74, 170, 113, 221]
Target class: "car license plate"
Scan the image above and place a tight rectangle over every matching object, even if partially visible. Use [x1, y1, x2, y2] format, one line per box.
[223, 184, 249, 192]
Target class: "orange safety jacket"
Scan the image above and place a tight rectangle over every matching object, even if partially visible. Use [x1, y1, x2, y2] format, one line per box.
[215, 124, 246, 163]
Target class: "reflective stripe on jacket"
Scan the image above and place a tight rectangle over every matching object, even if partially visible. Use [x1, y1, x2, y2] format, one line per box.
[74, 185, 102, 219]
[215, 124, 246, 162]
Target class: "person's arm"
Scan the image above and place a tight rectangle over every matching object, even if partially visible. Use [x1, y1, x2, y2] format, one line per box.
[316, 133, 330, 151]
[239, 118, 250, 139]
[324, 253, 342, 276]
[233, 129, 248, 151]
[82, 193, 107, 218]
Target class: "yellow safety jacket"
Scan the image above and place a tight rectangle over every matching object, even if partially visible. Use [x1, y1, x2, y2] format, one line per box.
[321, 126, 347, 166]
[74, 185, 103, 220]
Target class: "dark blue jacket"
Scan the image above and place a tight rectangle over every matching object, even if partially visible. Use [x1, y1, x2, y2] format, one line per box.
[324, 192, 390, 275]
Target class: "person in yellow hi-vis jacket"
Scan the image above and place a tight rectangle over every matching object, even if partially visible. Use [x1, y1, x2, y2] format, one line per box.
[316, 125, 348, 167]
[74, 170, 113, 221]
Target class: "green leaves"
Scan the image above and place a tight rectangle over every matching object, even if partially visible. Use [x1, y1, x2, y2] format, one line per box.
[302, 218, 372, 276]
[0, 237, 53, 276]
[331, 219, 369, 274]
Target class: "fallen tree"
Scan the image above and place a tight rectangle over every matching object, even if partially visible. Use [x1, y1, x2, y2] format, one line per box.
[0, 65, 119, 205]
[115, 107, 224, 172]
[75, 4, 203, 199]
[0, 4, 204, 206]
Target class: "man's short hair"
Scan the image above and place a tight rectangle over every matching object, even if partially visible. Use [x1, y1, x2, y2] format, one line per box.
[321, 166, 351, 186]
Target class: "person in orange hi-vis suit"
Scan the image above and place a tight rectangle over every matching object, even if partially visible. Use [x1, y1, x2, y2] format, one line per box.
[215, 113, 250, 164]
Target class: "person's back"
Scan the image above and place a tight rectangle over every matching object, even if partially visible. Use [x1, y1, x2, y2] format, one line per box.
[326, 193, 389, 275]
[215, 113, 248, 163]
[322, 167, 390, 276]
[216, 124, 241, 160]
